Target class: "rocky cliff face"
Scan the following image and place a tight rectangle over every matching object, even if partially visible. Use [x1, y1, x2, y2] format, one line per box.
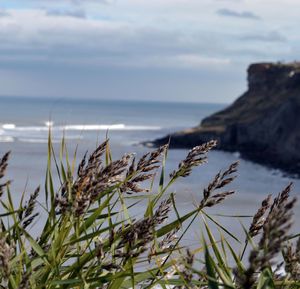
[152, 62, 300, 174]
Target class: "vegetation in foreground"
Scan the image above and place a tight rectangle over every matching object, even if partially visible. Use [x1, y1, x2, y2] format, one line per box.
[0, 136, 299, 289]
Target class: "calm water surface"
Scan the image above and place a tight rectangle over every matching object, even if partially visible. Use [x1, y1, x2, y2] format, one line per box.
[0, 96, 299, 249]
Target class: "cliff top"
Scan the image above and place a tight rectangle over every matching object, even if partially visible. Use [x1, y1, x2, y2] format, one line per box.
[249, 62, 300, 70]
[201, 62, 300, 128]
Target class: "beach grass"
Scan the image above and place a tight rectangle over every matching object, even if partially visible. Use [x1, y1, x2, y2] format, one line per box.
[0, 134, 299, 288]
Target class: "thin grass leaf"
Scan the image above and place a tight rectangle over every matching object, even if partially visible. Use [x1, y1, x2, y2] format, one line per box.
[203, 219, 232, 279]
[202, 210, 240, 243]
[204, 241, 219, 289]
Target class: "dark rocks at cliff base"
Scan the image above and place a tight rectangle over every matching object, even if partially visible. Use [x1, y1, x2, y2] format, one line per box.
[151, 62, 300, 175]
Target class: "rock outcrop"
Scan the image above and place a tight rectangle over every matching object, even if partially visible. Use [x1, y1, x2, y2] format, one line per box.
[152, 62, 300, 175]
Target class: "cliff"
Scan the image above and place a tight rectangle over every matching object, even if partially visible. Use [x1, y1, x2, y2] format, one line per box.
[152, 62, 300, 175]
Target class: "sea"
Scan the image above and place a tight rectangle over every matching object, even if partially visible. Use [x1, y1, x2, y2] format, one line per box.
[0, 96, 299, 249]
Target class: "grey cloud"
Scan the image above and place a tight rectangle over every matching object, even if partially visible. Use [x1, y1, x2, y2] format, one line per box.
[0, 24, 230, 71]
[46, 8, 86, 18]
[0, 23, 266, 70]
[0, 10, 10, 17]
[0, 10, 289, 72]
[240, 31, 287, 43]
[217, 8, 260, 20]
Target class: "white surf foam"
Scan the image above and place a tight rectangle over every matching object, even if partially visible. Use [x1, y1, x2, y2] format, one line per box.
[18, 138, 51, 144]
[2, 124, 16, 130]
[62, 124, 161, 131]
[0, 123, 161, 143]
[1, 123, 161, 132]
[45, 121, 54, 127]
[0, 136, 14, 143]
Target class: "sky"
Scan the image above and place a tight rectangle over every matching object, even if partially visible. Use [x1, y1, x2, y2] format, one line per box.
[0, 0, 299, 103]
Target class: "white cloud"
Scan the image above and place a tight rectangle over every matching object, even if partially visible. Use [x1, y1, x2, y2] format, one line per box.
[0, 5, 296, 73]
[0, 9, 235, 71]
[170, 54, 231, 68]
[0, 1, 299, 101]
[106, 54, 231, 70]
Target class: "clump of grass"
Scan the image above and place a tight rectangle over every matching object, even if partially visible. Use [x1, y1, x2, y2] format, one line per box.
[0, 135, 299, 289]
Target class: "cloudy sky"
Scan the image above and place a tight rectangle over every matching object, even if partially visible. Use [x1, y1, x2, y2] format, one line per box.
[0, 0, 299, 103]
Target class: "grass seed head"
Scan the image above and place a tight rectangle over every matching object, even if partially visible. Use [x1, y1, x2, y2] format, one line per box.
[170, 140, 217, 179]
[242, 184, 297, 288]
[0, 236, 14, 279]
[249, 194, 272, 237]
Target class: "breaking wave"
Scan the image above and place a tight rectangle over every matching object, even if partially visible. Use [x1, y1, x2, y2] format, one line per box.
[1, 123, 161, 132]
[0, 122, 161, 143]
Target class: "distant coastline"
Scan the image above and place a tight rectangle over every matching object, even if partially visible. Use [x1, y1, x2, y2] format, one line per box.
[151, 62, 300, 176]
